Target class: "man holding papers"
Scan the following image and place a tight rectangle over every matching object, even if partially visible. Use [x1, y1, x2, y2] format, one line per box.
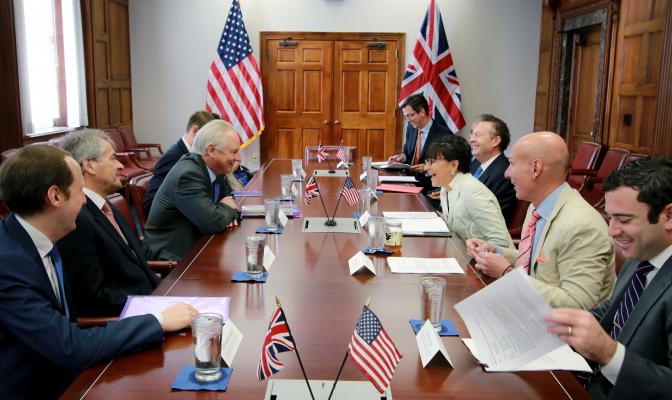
[467, 132, 615, 309]
[546, 157, 672, 399]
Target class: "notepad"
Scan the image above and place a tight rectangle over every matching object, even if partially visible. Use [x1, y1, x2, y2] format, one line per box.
[378, 175, 418, 183]
[376, 184, 423, 194]
[120, 296, 230, 321]
[387, 257, 464, 274]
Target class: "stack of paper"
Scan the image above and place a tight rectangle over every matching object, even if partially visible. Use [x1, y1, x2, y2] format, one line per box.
[381, 212, 450, 236]
[378, 175, 418, 183]
[120, 296, 231, 320]
[371, 161, 412, 170]
[387, 257, 464, 274]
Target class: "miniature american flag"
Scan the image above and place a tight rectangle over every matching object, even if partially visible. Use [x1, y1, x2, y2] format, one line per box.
[339, 177, 360, 206]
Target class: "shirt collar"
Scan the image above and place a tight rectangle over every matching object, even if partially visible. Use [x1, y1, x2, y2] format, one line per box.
[535, 182, 569, 221]
[15, 214, 53, 258]
[206, 166, 217, 184]
[650, 244, 672, 270]
[83, 187, 106, 210]
[181, 137, 193, 152]
[478, 152, 501, 172]
[420, 119, 433, 135]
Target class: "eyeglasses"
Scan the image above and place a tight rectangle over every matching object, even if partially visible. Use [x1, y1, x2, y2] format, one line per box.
[403, 111, 418, 121]
[424, 158, 445, 167]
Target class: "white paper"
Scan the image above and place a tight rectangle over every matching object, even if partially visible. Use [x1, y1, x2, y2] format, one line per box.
[358, 210, 370, 227]
[348, 251, 376, 275]
[379, 176, 418, 183]
[387, 257, 464, 274]
[454, 269, 565, 371]
[278, 208, 289, 227]
[400, 217, 449, 235]
[461, 338, 591, 372]
[263, 245, 276, 271]
[221, 319, 243, 367]
[359, 171, 367, 182]
[416, 320, 453, 367]
[301, 168, 307, 179]
[383, 211, 438, 219]
[336, 160, 346, 169]
[291, 184, 299, 198]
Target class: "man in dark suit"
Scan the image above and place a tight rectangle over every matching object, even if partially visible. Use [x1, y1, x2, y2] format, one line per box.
[58, 129, 159, 315]
[468, 114, 516, 223]
[144, 120, 241, 260]
[0, 145, 197, 399]
[142, 110, 218, 217]
[545, 157, 672, 399]
[388, 93, 451, 192]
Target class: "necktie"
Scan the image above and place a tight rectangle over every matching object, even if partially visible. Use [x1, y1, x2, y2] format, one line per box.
[413, 130, 423, 164]
[515, 210, 541, 273]
[610, 261, 655, 339]
[102, 201, 124, 238]
[48, 247, 69, 317]
[473, 166, 484, 179]
[212, 180, 221, 203]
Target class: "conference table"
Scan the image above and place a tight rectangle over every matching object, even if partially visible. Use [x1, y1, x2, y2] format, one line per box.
[63, 159, 589, 399]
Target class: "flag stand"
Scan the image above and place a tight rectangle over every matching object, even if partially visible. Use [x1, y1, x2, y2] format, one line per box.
[277, 297, 316, 400]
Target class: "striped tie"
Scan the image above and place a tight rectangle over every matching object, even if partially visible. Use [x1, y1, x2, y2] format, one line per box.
[610, 261, 655, 339]
[515, 210, 540, 274]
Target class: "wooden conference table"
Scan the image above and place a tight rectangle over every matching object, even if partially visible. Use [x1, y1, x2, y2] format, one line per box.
[63, 159, 588, 399]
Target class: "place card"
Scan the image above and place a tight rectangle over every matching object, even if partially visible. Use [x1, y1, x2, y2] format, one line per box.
[278, 208, 289, 227]
[358, 210, 370, 227]
[359, 171, 367, 182]
[348, 251, 375, 275]
[416, 320, 453, 368]
[263, 245, 276, 271]
[220, 319, 243, 367]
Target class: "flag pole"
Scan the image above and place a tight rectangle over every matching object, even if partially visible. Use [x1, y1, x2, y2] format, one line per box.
[327, 297, 371, 400]
[313, 178, 335, 226]
[276, 297, 316, 400]
[329, 183, 345, 221]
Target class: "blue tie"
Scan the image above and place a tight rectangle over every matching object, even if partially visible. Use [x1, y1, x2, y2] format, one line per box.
[473, 166, 484, 179]
[48, 247, 69, 317]
[212, 180, 221, 203]
[610, 261, 655, 339]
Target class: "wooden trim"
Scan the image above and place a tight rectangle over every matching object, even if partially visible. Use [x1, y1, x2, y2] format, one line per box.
[81, 0, 97, 128]
[0, 0, 23, 153]
[653, 0, 672, 157]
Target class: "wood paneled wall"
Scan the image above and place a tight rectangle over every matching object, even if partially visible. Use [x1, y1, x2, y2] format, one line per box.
[0, 0, 24, 153]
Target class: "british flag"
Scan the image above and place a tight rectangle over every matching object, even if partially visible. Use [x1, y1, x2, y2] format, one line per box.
[399, 0, 465, 133]
[304, 176, 320, 205]
[340, 177, 359, 207]
[316, 143, 328, 163]
[258, 307, 295, 381]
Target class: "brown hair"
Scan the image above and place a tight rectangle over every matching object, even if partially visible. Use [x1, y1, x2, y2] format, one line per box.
[186, 111, 220, 132]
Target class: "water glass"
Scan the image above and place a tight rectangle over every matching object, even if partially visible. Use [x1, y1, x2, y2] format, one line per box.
[192, 313, 223, 382]
[280, 174, 292, 197]
[291, 159, 303, 181]
[264, 199, 279, 230]
[420, 277, 446, 332]
[367, 169, 379, 193]
[368, 216, 385, 249]
[357, 188, 369, 217]
[361, 156, 372, 172]
[245, 235, 265, 277]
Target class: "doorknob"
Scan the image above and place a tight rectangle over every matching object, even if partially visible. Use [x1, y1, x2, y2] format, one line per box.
[323, 120, 330, 125]
[590, 131, 594, 137]
[334, 120, 340, 125]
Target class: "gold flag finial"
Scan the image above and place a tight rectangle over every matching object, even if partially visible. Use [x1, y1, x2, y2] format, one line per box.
[365, 297, 371, 307]
[275, 296, 282, 308]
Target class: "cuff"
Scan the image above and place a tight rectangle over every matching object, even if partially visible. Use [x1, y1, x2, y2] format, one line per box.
[152, 312, 165, 330]
[600, 342, 625, 385]
[496, 246, 504, 255]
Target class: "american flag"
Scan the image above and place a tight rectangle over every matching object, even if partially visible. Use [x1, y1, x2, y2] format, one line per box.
[348, 306, 402, 394]
[336, 142, 347, 164]
[258, 307, 295, 381]
[304, 176, 320, 205]
[316, 143, 328, 163]
[205, 0, 264, 148]
[399, 0, 465, 133]
[340, 177, 359, 207]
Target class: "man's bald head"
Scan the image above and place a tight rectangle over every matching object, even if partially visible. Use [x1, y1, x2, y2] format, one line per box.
[515, 132, 569, 180]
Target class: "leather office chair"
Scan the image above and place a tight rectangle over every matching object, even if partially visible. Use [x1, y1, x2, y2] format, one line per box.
[304, 145, 357, 164]
[118, 126, 162, 170]
[128, 172, 154, 231]
[577, 147, 630, 208]
[0, 200, 10, 219]
[567, 142, 603, 191]
[103, 129, 150, 183]
[507, 199, 531, 242]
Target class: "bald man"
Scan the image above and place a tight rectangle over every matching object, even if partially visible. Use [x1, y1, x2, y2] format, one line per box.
[467, 132, 615, 309]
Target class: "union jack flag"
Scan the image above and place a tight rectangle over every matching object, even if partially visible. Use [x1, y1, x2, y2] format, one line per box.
[399, 0, 465, 133]
[304, 176, 320, 205]
[340, 177, 359, 207]
[316, 143, 328, 163]
[258, 307, 295, 381]
[348, 306, 402, 394]
[336, 142, 347, 164]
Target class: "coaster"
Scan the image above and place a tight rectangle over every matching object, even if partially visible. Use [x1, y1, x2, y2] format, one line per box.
[232, 191, 261, 197]
[256, 226, 285, 234]
[231, 271, 268, 282]
[409, 319, 459, 336]
[352, 211, 359, 219]
[171, 365, 232, 391]
[363, 246, 394, 256]
[375, 190, 384, 195]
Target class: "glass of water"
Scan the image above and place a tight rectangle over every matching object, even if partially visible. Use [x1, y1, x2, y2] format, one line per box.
[420, 277, 446, 332]
[280, 174, 292, 198]
[191, 313, 223, 382]
[264, 199, 279, 231]
[245, 235, 265, 277]
[291, 159, 303, 181]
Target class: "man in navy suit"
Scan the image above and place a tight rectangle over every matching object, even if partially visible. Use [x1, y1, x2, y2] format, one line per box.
[388, 93, 451, 192]
[545, 157, 672, 399]
[58, 130, 159, 315]
[468, 114, 516, 223]
[143, 110, 218, 217]
[0, 145, 197, 399]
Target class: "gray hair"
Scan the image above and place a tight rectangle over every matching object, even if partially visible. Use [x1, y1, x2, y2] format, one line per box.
[61, 129, 116, 164]
[192, 120, 236, 155]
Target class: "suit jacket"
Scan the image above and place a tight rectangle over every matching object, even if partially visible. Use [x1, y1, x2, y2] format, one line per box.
[470, 153, 516, 224]
[502, 186, 616, 309]
[402, 120, 451, 191]
[57, 198, 159, 316]
[587, 256, 672, 399]
[144, 153, 239, 260]
[440, 173, 514, 249]
[143, 138, 189, 217]
[0, 215, 163, 400]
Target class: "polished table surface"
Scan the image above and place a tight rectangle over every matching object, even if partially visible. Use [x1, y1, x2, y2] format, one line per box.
[63, 159, 589, 399]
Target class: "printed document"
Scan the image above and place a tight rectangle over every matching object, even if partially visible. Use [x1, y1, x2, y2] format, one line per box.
[388, 257, 464, 274]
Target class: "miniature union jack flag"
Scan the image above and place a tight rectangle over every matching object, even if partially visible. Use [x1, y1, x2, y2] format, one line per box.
[258, 307, 295, 381]
[316, 143, 328, 163]
[304, 176, 320, 205]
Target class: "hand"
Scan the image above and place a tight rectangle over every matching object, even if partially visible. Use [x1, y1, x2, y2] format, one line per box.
[544, 308, 618, 365]
[409, 163, 425, 173]
[428, 191, 441, 200]
[466, 238, 495, 258]
[160, 303, 199, 332]
[220, 196, 238, 210]
[473, 251, 510, 278]
[226, 219, 239, 228]
[387, 154, 404, 163]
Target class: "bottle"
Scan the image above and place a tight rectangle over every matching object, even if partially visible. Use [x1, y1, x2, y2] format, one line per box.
[384, 219, 403, 252]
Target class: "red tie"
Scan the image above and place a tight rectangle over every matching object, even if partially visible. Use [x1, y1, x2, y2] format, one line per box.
[413, 131, 423, 164]
[102, 202, 124, 239]
[516, 210, 541, 274]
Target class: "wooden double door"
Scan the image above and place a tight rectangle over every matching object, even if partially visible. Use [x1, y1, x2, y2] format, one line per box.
[260, 32, 405, 162]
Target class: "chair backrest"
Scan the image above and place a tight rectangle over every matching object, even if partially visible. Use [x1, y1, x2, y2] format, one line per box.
[567, 142, 603, 189]
[128, 172, 153, 230]
[118, 126, 139, 148]
[507, 199, 531, 240]
[594, 148, 630, 192]
[106, 193, 139, 239]
[304, 145, 357, 164]
[104, 128, 127, 152]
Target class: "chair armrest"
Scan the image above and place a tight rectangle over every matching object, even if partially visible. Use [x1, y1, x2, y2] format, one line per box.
[77, 315, 119, 327]
[569, 168, 598, 177]
[134, 143, 164, 155]
[125, 147, 152, 160]
[149, 260, 175, 276]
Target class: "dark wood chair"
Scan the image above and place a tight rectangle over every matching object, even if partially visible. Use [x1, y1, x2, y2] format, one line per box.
[77, 316, 119, 328]
[118, 125, 163, 157]
[0, 200, 10, 219]
[128, 172, 154, 231]
[567, 142, 603, 191]
[103, 129, 150, 183]
[578, 147, 631, 208]
[507, 199, 531, 242]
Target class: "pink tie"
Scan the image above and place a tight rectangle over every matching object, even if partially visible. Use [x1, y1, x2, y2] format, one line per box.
[102, 202, 124, 238]
[516, 210, 540, 274]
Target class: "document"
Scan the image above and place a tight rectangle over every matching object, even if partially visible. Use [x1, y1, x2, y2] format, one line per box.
[387, 257, 464, 274]
[371, 161, 412, 170]
[348, 251, 376, 275]
[379, 175, 418, 183]
[120, 296, 230, 321]
[376, 183, 423, 194]
[461, 338, 591, 372]
[399, 217, 450, 236]
[453, 269, 565, 371]
[383, 211, 438, 219]
[221, 319, 243, 367]
[416, 320, 453, 367]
